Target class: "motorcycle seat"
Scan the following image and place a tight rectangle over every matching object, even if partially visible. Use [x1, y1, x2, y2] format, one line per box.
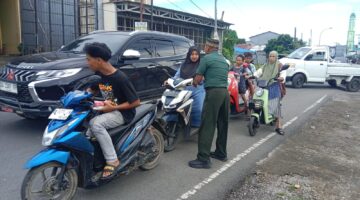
[108, 104, 156, 137]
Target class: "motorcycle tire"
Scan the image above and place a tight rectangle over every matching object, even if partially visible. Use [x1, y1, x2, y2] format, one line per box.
[140, 126, 164, 170]
[21, 162, 78, 200]
[164, 122, 178, 152]
[248, 116, 258, 137]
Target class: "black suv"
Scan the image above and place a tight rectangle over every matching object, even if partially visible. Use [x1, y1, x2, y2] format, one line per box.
[0, 31, 193, 119]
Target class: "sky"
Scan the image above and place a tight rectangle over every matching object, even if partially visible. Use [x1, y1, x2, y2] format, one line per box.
[154, 0, 360, 46]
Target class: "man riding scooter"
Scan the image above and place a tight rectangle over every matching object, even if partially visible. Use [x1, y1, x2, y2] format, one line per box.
[85, 43, 140, 179]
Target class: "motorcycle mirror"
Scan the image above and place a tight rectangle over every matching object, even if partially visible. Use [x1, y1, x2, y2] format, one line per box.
[281, 64, 290, 71]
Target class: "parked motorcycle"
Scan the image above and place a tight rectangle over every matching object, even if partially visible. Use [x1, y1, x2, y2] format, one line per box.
[21, 90, 164, 200]
[228, 71, 249, 115]
[160, 77, 197, 152]
[247, 65, 289, 136]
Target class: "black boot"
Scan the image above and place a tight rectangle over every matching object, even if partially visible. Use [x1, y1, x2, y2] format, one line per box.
[210, 152, 228, 162]
[188, 159, 211, 169]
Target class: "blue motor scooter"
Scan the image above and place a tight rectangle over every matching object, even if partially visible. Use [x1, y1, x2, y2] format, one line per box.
[21, 90, 164, 200]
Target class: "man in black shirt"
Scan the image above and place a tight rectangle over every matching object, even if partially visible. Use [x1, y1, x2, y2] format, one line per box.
[84, 43, 140, 180]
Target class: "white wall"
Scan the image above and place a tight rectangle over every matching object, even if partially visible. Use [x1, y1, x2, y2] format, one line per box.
[103, 2, 117, 31]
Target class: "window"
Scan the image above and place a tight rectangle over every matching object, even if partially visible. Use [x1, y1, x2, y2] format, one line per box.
[288, 47, 311, 59]
[174, 40, 191, 55]
[60, 33, 129, 55]
[154, 40, 175, 57]
[306, 51, 326, 61]
[127, 39, 153, 58]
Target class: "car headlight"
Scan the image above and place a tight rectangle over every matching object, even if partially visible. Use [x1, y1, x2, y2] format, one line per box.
[36, 68, 82, 80]
[255, 88, 264, 97]
[41, 118, 78, 146]
[285, 63, 296, 68]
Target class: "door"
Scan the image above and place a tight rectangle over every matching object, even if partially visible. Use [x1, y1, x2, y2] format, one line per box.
[304, 50, 328, 82]
[116, 38, 156, 100]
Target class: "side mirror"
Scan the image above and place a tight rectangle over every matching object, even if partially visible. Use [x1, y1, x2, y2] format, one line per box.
[280, 64, 290, 71]
[60, 45, 65, 49]
[121, 49, 141, 60]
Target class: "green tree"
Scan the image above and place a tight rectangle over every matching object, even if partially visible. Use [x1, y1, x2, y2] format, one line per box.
[222, 29, 244, 60]
[264, 34, 306, 55]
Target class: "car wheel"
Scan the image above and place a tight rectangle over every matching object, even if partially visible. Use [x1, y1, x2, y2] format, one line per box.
[346, 78, 360, 92]
[292, 74, 305, 88]
[327, 80, 337, 88]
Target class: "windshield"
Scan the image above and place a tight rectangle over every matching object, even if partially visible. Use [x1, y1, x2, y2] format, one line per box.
[287, 47, 311, 59]
[60, 33, 129, 55]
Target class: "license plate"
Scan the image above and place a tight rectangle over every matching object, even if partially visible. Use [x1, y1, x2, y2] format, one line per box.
[164, 91, 179, 97]
[0, 81, 18, 94]
[1, 106, 14, 113]
[49, 108, 73, 120]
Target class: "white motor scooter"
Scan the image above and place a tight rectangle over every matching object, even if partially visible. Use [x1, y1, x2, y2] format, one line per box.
[159, 77, 197, 152]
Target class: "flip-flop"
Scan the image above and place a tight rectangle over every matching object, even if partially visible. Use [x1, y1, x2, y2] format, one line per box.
[100, 164, 120, 180]
[275, 128, 285, 135]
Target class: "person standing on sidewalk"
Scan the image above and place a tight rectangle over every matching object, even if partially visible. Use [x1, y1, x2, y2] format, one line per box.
[188, 38, 230, 169]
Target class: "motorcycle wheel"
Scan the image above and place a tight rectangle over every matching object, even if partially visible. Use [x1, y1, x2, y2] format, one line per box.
[248, 116, 259, 137]
[164, 122, 178, 152]
[140, 126, 164, 170]
[21, 162, 78, 200]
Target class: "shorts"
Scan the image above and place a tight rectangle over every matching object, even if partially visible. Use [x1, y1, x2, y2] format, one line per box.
[238, 76, 247, 94]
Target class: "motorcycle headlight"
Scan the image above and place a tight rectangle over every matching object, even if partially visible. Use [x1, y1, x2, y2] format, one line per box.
[41, 118, 78, 146]
[255, 88, 264, 97]
[36, 68, 82, 80]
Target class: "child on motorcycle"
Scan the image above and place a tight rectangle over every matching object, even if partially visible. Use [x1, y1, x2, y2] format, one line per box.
[230, 55, 249, 112]
[244, 52, 257, 100]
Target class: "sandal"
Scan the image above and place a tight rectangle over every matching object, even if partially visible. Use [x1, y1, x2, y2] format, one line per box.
[101, 163, 120, 180]
[275, 128, 285, 135]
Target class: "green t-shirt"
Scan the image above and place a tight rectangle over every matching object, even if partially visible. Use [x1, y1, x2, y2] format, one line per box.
[196, 51, 229, 88]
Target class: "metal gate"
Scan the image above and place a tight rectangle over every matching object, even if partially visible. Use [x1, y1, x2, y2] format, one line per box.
[20, 0, 97, 54]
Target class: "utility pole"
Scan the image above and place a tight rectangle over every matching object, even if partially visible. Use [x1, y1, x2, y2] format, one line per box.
[140, 0, 144, 22]
[319, 27, 332, 46]
[150, 0, 154, 31]
[214, 0, 219, 40]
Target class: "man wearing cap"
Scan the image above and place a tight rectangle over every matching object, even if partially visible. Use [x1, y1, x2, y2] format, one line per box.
[189, 38, 230, 169]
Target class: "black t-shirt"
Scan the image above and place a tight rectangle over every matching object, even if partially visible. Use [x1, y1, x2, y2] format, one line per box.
[95, 70, 139, 123]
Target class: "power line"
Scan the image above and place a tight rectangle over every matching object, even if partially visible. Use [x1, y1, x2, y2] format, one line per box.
[189, 0, 212, 18]
[166, 0, 186, 12]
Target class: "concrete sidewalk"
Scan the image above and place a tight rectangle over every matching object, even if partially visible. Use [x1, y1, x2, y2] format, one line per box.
[225, 94, 360, 200]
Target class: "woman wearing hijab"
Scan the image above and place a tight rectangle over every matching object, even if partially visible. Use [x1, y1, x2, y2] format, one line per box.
[255, 51, 286, 135]
[173, 46, 205, 127]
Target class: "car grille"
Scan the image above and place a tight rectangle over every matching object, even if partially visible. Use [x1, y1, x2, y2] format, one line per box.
[0, 65, 36, 82]
[0, 66, 35, 103]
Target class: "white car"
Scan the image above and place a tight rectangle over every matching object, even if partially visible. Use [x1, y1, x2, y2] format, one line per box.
[280, 46, 360, 92]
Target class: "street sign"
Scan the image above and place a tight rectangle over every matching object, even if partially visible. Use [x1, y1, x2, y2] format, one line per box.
[135, 22, 148, 31]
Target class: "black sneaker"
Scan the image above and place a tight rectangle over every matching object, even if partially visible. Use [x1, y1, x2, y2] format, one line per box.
[210, 152, 228, 162]
[188, 159, 211, 169]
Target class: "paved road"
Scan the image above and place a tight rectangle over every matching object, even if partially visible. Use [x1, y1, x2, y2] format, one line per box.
[0, 85, 345, 200]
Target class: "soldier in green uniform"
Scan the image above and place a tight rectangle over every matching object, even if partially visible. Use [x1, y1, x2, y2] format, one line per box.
[189, 38, 230, 169]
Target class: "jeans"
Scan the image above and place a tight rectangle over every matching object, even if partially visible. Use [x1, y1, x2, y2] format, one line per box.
[86, 110, 125, 162]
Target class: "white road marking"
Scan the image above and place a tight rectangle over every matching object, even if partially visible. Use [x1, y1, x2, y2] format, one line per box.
[176, 95, 327, 200]
[303, 95, 327, 113]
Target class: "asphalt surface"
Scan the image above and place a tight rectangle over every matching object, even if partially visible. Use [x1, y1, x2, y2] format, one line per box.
[0, 84, 344, 200]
